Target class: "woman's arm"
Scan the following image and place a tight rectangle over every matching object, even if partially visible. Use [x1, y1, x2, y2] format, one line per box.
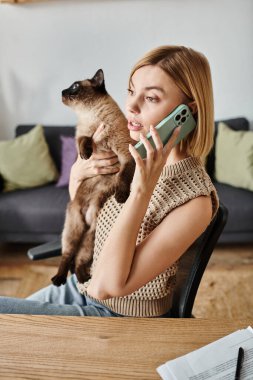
[87, 194, 212, 299]
[86, 126, 212, 300]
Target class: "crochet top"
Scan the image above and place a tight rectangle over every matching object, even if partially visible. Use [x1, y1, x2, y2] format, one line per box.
[77, 157, 219, 317]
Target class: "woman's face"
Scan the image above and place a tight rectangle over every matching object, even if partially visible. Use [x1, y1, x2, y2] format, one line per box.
[126, 65, 186, 142]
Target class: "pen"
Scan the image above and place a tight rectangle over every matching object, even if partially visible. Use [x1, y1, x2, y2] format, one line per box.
[234, 347, 244, 380]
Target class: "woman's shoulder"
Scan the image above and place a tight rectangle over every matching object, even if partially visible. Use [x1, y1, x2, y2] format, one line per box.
[153, 156, 219, 219]
[161, 156, 203, 178]
[159, 156, 216, 195]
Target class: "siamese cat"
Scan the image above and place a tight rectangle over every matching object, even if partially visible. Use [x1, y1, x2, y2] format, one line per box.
[51, 69, 135, 286]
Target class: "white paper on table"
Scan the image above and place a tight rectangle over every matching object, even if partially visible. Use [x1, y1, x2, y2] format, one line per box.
[157, 326, 253, 380]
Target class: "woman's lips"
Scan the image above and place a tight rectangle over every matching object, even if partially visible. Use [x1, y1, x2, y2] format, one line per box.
[127, 121, 143, 131]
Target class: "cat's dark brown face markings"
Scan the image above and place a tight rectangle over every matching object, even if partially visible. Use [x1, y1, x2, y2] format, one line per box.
[62, 69, 107, 108]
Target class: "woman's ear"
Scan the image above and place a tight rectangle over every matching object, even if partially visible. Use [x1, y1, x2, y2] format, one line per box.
[188, 101, 197, 115]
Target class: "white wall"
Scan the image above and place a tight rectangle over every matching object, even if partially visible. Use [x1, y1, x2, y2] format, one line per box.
[0, 0, 252, 139]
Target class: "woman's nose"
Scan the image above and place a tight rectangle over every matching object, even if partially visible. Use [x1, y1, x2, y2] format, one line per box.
[127, 99, 140, 115]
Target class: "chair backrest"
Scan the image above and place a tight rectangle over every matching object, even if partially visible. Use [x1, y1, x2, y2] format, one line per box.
[170, 203, 228, 318]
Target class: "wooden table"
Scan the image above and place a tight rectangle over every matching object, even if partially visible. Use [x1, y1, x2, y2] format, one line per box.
[0, 316, 251, 380]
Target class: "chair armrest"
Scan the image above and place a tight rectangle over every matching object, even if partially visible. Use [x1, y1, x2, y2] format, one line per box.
[27, 239, 61, 260]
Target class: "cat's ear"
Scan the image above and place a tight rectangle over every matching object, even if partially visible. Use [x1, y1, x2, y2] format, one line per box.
[91, 69, 106, 92]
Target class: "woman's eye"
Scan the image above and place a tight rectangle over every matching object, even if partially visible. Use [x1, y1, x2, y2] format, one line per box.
[146, 96, 158, 103]
[127, 88, 134, 96]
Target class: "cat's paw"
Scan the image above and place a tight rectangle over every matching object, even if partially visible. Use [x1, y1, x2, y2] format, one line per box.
[51, 274, 67, 287]
[78, 136, 93, 160]
[115, 190, 130, 203]
[75, 265, 90, 283]
[69, 258, 75, 274]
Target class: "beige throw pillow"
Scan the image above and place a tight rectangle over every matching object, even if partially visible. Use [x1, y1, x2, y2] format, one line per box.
[215, 122, 253, 191]
[0, 124, 58, 191]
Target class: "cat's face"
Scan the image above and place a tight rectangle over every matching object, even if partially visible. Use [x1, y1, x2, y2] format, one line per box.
[62, 69, 107, 109]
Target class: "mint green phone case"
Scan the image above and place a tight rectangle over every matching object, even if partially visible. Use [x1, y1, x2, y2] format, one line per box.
[134, 104, 196, 159]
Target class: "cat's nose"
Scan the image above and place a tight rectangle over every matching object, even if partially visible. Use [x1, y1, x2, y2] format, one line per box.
[62, 89, 69, 104]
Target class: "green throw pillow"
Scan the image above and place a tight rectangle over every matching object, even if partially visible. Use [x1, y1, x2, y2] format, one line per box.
[0, 124, 58, 191]
[215, 122, 253, 191]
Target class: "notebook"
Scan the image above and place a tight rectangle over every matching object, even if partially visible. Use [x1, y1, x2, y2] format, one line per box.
[157, 326, 253, 380]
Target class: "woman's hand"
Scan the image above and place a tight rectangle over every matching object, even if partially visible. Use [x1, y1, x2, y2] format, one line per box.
[128, 125, 180, 197]
[69, 124, 120, 200]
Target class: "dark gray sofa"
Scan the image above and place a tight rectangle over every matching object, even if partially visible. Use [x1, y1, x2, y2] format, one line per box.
[0, 125, 74, 243]
[0, 119, 252, 244]
[206, 117, 253, 243]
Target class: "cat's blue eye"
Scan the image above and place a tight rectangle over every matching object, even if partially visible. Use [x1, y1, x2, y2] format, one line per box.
[70, 83, 80, 94]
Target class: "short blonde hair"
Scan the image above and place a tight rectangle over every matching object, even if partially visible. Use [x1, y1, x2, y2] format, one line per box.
[129, 46, 214, 160]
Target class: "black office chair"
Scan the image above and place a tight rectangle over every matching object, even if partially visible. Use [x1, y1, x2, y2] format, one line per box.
[27, 203, 228, 318]
[170, 203, 228, 317]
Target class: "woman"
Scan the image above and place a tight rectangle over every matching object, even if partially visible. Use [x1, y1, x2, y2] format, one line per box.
[0, 45, 218, 316]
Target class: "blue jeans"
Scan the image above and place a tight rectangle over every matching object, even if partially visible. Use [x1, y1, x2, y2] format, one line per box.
[0, 275, 120, 317]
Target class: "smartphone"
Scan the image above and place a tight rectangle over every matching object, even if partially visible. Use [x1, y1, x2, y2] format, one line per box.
[134, 104, 196, 159]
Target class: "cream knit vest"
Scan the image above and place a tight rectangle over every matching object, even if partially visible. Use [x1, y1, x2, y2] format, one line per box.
[77, 157, 219, 317]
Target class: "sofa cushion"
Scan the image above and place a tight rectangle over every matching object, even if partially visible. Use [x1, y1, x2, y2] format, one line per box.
[214, 182, 253, 233]
[0, 185, 69, 236]
[0, 125, 58, 192]
[56, 136, 77, 187]
[205, 117, 249, 180]
[215, 122, 253, 191]
[16, 125, 75, 172]
[0, 174, 4, 192]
